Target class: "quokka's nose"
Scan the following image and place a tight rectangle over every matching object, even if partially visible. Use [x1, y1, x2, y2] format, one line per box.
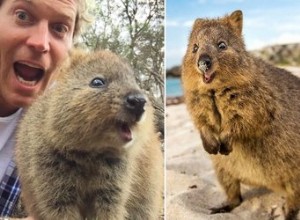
[198, 54, 212, 72]
[125, 92, 147, 121]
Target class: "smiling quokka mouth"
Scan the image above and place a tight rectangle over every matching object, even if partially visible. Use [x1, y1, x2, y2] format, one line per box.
[14, 62, 45, 86]
[116, 92, 147, 142]
[203, 71, 215, 83]
[117, 121, 133, 142]
[198, 54, 215, 84]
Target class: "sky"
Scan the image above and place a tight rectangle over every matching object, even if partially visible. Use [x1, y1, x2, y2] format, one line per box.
[166, 0, 300, 68]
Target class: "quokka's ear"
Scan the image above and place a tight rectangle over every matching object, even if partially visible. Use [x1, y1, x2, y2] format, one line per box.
[228, 10, 243, 36]
[69, 49, 88, 63]
[192, 18, 205, 30]
[189, 18, 205, 40]
[54, 49, 88, 80]
[189, 18, 204, 42]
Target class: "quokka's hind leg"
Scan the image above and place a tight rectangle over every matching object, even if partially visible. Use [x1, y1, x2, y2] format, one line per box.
[284, 191, 300, 220]
[285, 209, 299, 220]
[210, 168, 242, 214]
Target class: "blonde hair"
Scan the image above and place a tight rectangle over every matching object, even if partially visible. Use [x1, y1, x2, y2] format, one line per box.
[74, 0, 92, 36]
[0, 0, 91, 37]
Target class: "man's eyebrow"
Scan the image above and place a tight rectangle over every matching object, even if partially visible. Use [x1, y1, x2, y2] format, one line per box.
[56, 14, 75, 25]
[12, 0, 76, 23]
[13, 0, 32, 3]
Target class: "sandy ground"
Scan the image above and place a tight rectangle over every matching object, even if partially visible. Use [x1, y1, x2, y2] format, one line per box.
[165, 67, 300, 220]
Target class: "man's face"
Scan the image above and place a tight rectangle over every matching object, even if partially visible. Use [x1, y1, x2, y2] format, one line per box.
[0, 0, 77, 116]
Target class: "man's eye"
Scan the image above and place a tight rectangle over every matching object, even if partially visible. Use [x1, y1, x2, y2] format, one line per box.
[15, 10, 31, 22]
[52, 24, 69, 37]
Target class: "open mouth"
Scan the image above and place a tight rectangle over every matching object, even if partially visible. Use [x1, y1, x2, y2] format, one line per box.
[203, 72, 215, 84]
[14, 62, 45, 86]
[117, 122, 132, 142]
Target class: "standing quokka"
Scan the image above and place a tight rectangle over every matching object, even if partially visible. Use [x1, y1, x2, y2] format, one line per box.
[182, 10, 300, 220]
[15, 50, 163, 220]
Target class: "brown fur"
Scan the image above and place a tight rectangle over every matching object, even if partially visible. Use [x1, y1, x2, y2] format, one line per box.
[182, 10, 300, 220]
[15, 50, 163, 220]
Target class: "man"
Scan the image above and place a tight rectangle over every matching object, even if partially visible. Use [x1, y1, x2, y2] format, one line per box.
[0, 0, 88, 218]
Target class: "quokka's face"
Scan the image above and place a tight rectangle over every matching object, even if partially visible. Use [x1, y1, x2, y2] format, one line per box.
[182, 10, 246, 87]
[50, 51, 151, 150]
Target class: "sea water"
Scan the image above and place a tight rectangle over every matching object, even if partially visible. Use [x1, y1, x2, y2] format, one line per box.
[166, 77, 183, 97]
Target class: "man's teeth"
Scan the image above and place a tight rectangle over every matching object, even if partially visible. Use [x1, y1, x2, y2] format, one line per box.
[17, 75, 37, 86]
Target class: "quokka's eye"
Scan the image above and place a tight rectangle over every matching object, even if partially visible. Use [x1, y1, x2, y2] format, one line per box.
[218, 41, 227, 50]
[90, 77, 106, 88]
[192, 44, 199, 53]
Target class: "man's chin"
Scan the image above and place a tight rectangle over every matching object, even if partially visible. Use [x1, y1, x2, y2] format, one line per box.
[11, 92, 37, 108]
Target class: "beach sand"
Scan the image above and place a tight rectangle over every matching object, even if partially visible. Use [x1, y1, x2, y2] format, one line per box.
[166, 67, 300, 220]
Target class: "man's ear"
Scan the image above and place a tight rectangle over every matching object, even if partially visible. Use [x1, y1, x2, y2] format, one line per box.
[228, 10, 243, 36]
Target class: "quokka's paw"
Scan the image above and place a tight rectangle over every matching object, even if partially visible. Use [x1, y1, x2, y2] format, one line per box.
[210, 204, 233, 214]
[201, 134, 221, 155]
[210, 197, 242, 214]
[219, 132, 232, 155]
[201, 134, 232, 155]
[219, 142, 232, 155]
[200, 128, 233, 155]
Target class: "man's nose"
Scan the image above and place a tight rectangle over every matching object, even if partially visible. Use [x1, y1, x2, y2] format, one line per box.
[26, 21, 50, 53]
